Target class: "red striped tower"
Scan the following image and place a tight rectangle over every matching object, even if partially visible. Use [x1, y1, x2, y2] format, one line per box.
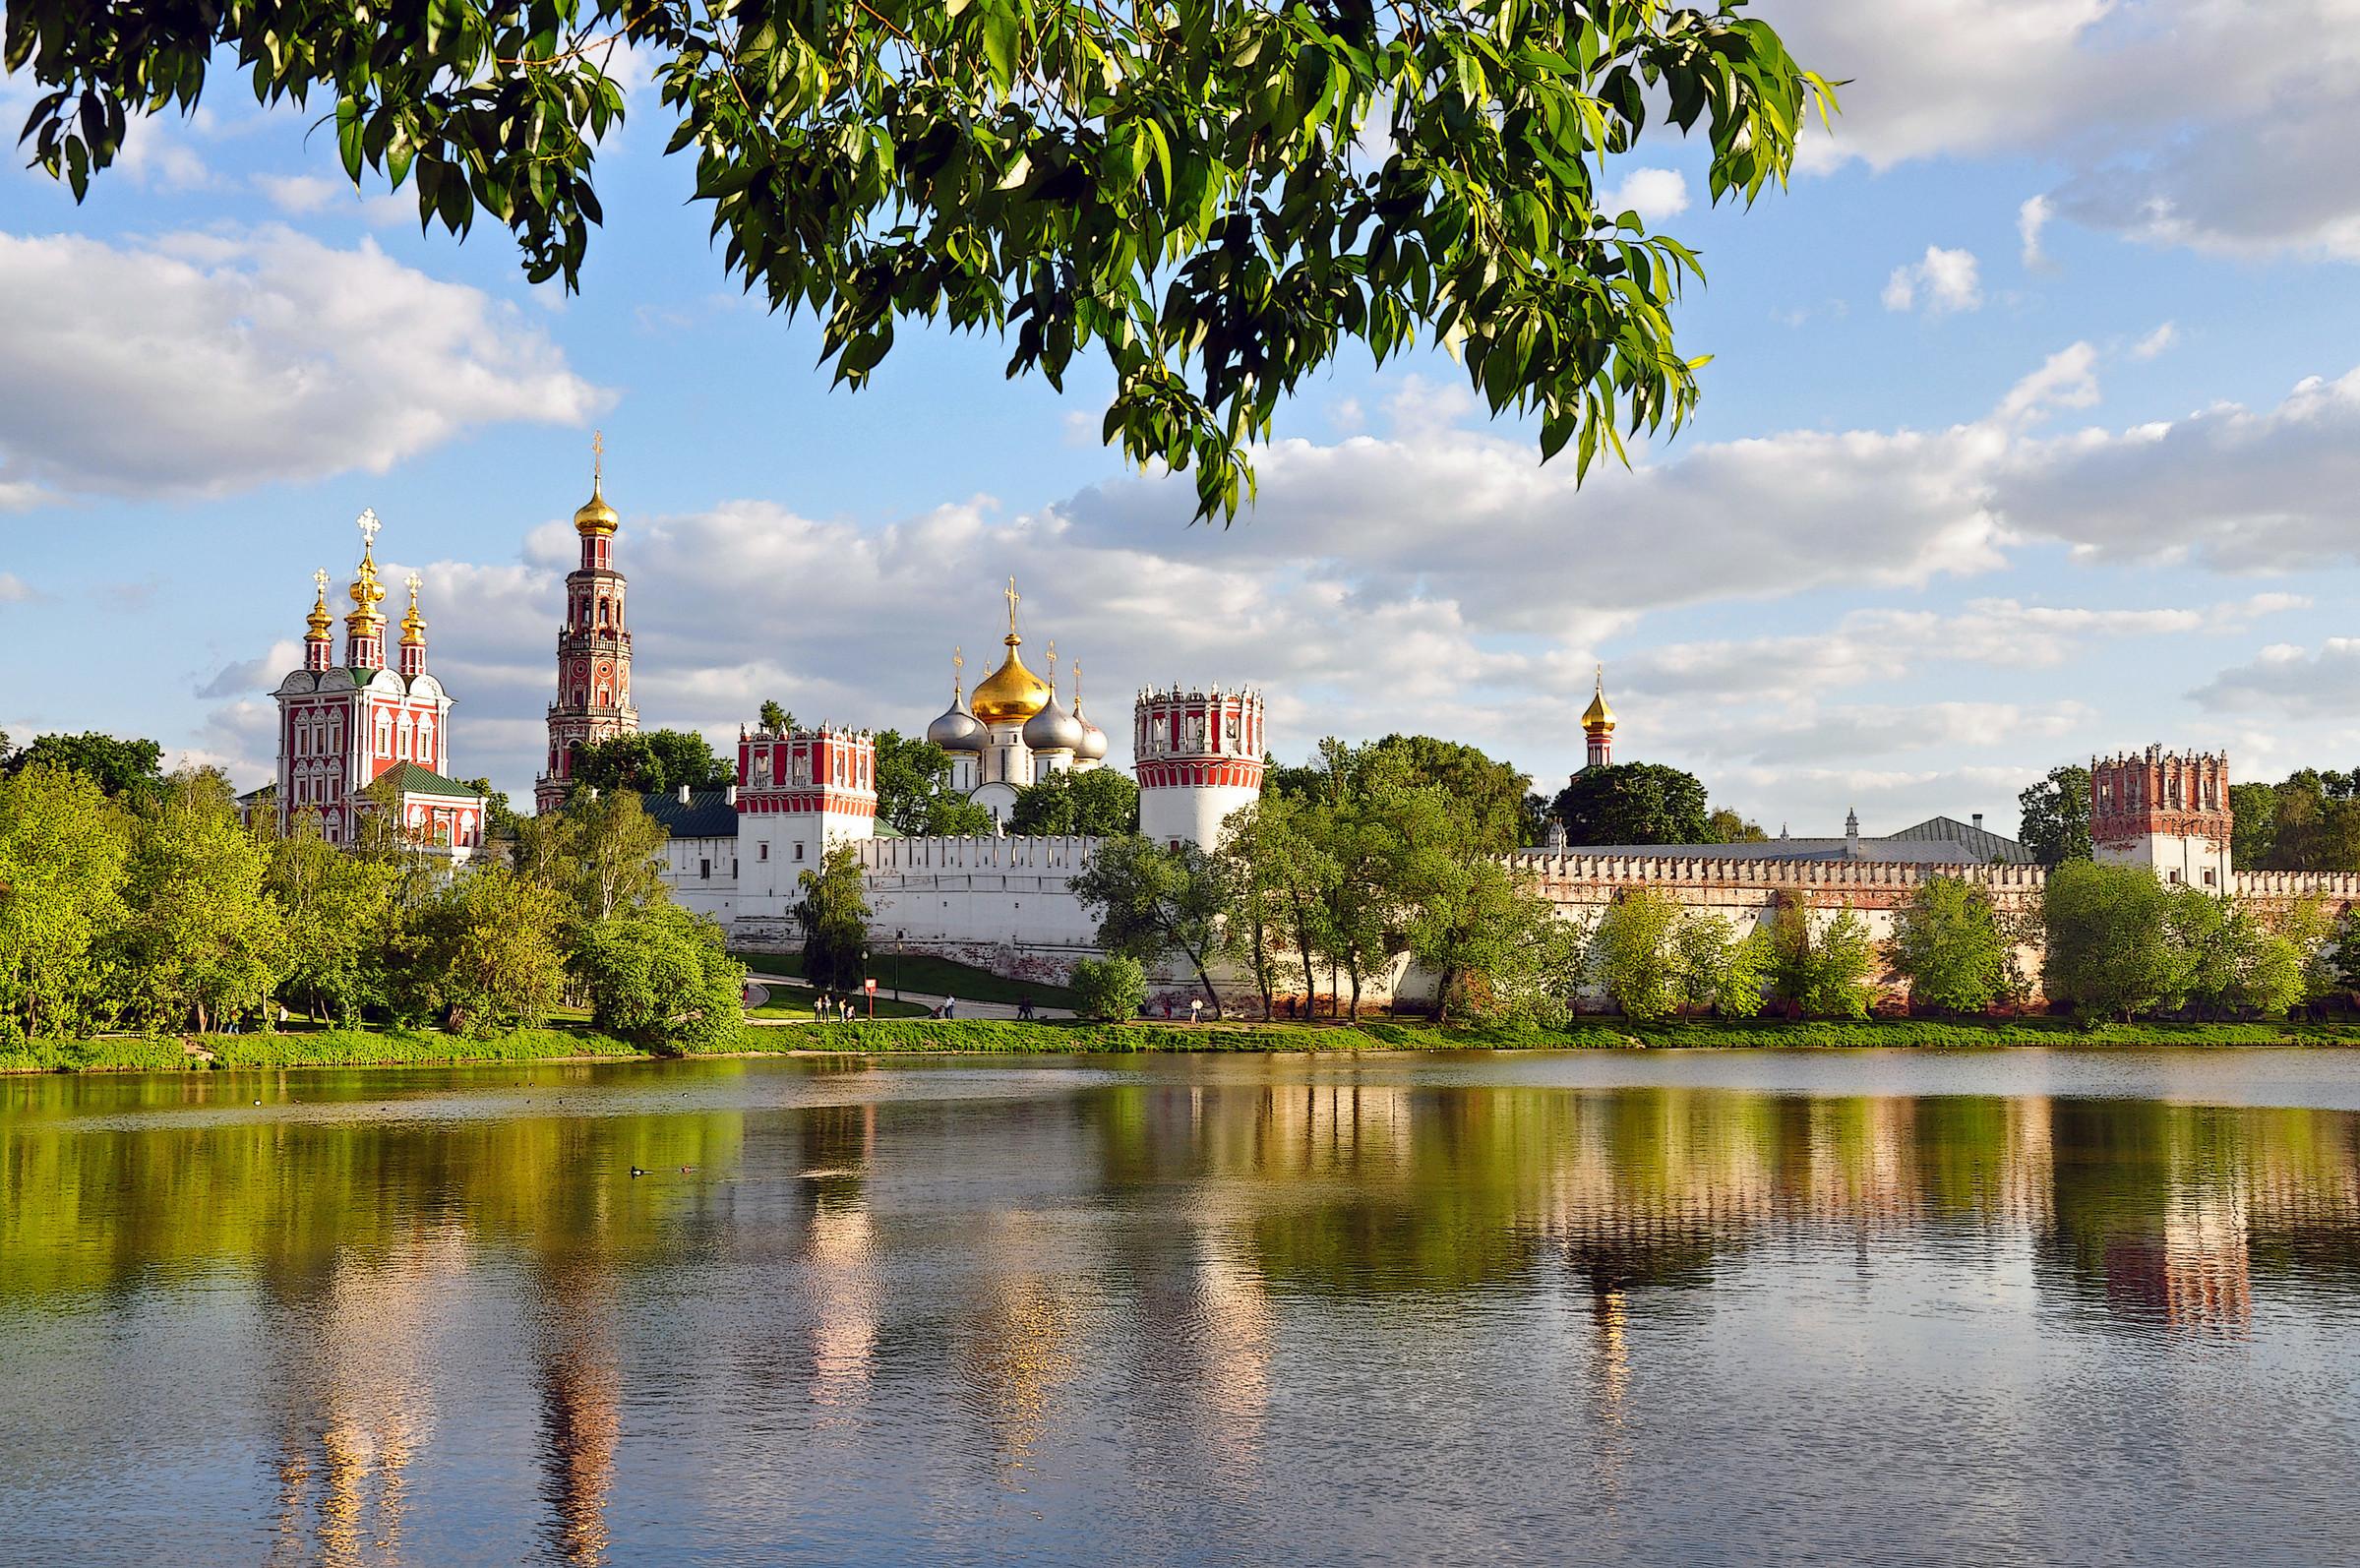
[1134, 686, 1264, 850]
[733, 723, 877, 899]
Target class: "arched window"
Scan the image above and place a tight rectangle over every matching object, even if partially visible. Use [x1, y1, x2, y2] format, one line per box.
[599, 599, 610, 626]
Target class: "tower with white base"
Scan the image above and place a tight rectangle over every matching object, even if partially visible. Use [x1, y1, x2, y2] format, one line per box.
[2090, 746, 2232, 891]
[1134, 686, 1265, 850]
[734, 724, 877, 899]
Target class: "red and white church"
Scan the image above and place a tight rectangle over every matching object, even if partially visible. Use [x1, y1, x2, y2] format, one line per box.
[268, 510, 486, 857]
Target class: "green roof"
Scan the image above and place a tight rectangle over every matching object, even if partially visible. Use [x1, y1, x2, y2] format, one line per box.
[379, 761, 484, 800]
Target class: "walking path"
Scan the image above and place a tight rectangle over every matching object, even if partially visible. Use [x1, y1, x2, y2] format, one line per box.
[742, 972, 1076, 1023]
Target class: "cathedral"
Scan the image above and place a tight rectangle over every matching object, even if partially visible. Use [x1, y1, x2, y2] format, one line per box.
[266, 510, 487, 857]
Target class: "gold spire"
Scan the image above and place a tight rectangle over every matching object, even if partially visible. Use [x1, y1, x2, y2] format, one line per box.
[346, 510, 387, 630]
[1071, 659, 1084, 718]
[971, 578, 1052, 725]
[952, 646, 965, 700]
[574, 429, 619, 536]
[1582, 665, 1615, 731]
[306, 569, 333, 637]
[400, 573, 426, 643]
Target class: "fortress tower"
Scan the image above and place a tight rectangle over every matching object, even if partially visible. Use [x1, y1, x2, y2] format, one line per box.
[2090, 746, 2232, 889]
[536, 434, 638, 814]
[734, 723, 877, 898]
[1134, 686, 1265, 850]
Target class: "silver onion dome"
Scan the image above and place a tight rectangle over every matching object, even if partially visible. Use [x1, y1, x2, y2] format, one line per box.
[927, 694, 987, 753]
[1072, 707, 1109, 761]
[1022, 693, 1086, 754]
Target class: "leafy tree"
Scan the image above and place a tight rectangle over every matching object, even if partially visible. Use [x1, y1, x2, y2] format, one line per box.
[1411, 856, 1580, 1026]
[1707, 808, 1769, 843]
[2229, 781, 2279, 870]
[110, 769, 288, 1032]
[1668, 908, 1770, 1019]
[1589, 886, 1682, 1021]
[757, 700, 794, 734]
[267, 812, 403, 1024]
[872, 729, 994, 835]
[1885, 876, 2009, 1015]
[558, 789, 671, 927]
[2017, 764, 2092, 866]
[1769, 900, 1875, 1018]
[1072, 834, 1237, 1018]
[418, 866, 572, 1035]
[574, 729, 731, 795]
[2, 730, 164, 803]
[1552, 762, 1712, 845]
[1069, 955, 1147, 1022]
[456, 777, 524, 840]
[0, 761, 131, 1041]
[1220, 792, 1334, 1014]
[795, 844, 873, 992]
[2259, 772, 2360, 872]
[573, 905, 745, 1053]
[2040, 860, 2192, 1022]
[10, 1, 1832, 519]
[1359, 735, 1537, 851]
[1010, 766, 1141, 836]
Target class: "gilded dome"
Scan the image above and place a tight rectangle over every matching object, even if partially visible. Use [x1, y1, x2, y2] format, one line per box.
[971, 635, 1052, 726]
[1582, 670, 1615, 731]
[574, 481, 619, 536]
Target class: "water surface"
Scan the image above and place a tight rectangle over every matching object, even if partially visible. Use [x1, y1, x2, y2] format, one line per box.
[6, 1049, 2358, 1565]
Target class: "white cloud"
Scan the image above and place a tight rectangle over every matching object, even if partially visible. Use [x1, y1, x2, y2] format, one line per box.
[1601, 167, 1690, 223]
[2018, 194, 2054, 269]
[253, 173, 345, 214]
[1882, 246, 1982, 316]
[197, 638, 304, 698]
[2129, 321, 2178, 360]
[0, 572, 36, 602]
[2191, 640, 2360, 718]
[0, 226, 608, 504]
[1767, 0, 2360, 261]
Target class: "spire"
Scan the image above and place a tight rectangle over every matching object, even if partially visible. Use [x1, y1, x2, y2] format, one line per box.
[304, 568, 333, 671]
[344, 509, 388, 670]
[1071, 659, 1084, 717]
[1582, 664, 1615, 770]
[400, 573, 426, 643]
[574, 429, 619, 538]
[1004, 576, 1021, 644]
[953, 645, 965, 701]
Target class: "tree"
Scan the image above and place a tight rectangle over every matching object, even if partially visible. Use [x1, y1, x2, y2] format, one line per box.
[2040, 860, 2191, 1022]
[1359, 735, 1537, 851]
[419, 866, 572, 1035]
[1668, 909, 1770, 1019]
[1589, 886, 1682, 1021]
[1408, 855, 1580, 1026]
[1010, 767, 1141, 836]
[1707, 808, 1769, 843]
[1069, 955, 1147, 1023]
[1072, 835, 1236, 1018]
[573, 729, 731, 795]
[456, 777, 524, 840]
[795, 844, 872, 992]
[1221, 792, 1334, 1014]
[1885, 876, 2008, 1015]
[573, 905, 745, 1053]
[1768, 900, 1875, 1018]
[2229, 781, 2279, 870]
[9, 2, 1831, 520]
[267, 812, 403, 1024]
[558, 789, 671, 927]
[758, 700, 794, 734]
[0, 760, 131, 1041]
[872, 729, 994, 836]
[110, 769, 288, 1032]
[2, 730, 164, 803]
[1552, 762, 1713, 846]
[2018, 765, 2091, 866]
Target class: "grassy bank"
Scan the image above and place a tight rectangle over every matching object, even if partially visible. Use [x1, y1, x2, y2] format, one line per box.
[2, 1026, 647, 1075]
[730, 949, 1081, 1010]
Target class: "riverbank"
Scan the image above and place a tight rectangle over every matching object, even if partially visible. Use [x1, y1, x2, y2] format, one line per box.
[12, 1013, 2360, 1073]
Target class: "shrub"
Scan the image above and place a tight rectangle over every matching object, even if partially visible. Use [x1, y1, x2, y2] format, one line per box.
[1068, 955, 1148, 1022]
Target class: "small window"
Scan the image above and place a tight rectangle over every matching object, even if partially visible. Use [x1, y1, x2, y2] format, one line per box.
[2204, 870, 2216, 886]
[758, 843, 769, 861]
[700, 859, 710, 880]
[794, 842, 805, 861]
[2169, 870, 2183, 883]
[732, 860, 738, 877]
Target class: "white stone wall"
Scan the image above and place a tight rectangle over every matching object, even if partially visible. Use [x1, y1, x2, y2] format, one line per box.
[657, 834, 740, 924]
[1139, 782, 1260, 851]
[2097, 831, 2231, 892]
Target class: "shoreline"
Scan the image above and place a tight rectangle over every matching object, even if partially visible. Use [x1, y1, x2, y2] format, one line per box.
[11, 1015, 2360, 1075]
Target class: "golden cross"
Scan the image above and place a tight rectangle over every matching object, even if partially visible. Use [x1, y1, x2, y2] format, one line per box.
[1047, 639, 1057, 677]
[405, 572, 422, 597]
[314, 568, 331, 595]
[591, 428, 604, 486]
[357, 508, 381, 550]
[1004, 576, 1020, 633]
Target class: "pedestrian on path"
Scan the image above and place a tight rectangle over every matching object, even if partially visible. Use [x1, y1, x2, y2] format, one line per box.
[1190, 998, 1203, 1024]
[1018, 995, 1034, 1021]
[944, 995, 958, 1019]
[816, 994, 828, 1023]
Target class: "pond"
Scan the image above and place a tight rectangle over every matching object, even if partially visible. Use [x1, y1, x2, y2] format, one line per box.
[5, 1049, 2358, 1565]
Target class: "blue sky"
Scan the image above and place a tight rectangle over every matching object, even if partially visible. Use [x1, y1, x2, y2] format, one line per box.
[4, 0, 2359, 837]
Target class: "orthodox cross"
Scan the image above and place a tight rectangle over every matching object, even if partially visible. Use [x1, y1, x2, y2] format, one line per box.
[953, 646, 963, 694]
[592, 428, 605, 486]
[405, 572, 423, 599]
[357, 509, 381, 550]
[1047, 640, 1057, 683]
[1005, 577, 1019, 633]
[314, 568, 331, 596]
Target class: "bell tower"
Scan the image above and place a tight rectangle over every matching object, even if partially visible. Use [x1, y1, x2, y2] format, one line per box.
[2089, 746, 2233, 890]
[536, 432, 639, 814]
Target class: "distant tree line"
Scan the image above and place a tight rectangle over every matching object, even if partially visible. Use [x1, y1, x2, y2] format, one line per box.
[0, 744, 739, 1051]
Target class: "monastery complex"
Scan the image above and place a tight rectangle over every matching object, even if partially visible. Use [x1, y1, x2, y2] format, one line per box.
[264, 459, 2360, 1011]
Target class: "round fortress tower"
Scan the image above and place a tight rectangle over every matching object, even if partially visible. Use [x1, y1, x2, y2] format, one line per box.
[1134, 686, 1265, 849]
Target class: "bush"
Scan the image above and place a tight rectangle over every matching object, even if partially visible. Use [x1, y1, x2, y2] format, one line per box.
[573, 906, 746, 1054]
[1068, 955, 1148, 1021]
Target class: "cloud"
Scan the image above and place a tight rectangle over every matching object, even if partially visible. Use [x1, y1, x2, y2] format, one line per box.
[2191, 640, 2360, 719]
[253, 173, 345, 214]
[1882, 246, 1982, 315]
[0, 226, 608, 504]
[0, 572, 37, 602]
[1769, 0, 2360, 261]
[2129, 321, 2178, 360]
[197, 638, 305, 698]
[2018, 195, 2054, 269]
[1601, 167, 1690, 222]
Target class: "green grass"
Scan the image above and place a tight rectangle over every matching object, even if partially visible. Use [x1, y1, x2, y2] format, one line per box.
[3, 1026, 648, 1074]
[745, 974, 936, 1020]
[731, 949, 1081, 1010]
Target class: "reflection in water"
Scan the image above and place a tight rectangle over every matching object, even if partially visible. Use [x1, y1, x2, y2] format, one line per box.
[6, 1055, 2360, 1564]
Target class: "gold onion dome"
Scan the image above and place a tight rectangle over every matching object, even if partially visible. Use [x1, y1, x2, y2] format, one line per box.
[1582, 669, 1615, 730]
[305, 570, 333, 636]
[971, 637, 1052, 726]
[347, 553, 386, 628]
[575, 429, 619, 534]
[400, 573, 426, 643]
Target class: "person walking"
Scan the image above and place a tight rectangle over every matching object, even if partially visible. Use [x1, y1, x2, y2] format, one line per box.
[1189, 998, 1203, 1025]
[1018, 995, 1034, 1021]
[815, 994, 828, 1023]
[943, 995, 958, 1019]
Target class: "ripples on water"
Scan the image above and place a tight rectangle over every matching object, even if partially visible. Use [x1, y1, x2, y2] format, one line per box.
[4, 1049, 2359, 1565]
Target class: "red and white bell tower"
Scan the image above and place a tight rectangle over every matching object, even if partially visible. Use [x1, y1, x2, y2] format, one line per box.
[2090, 747, 2233, 890]
[536, 433, 639, 814]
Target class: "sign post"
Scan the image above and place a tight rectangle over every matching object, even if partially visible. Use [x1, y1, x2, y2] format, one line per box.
[864, 977, 877, 1019]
